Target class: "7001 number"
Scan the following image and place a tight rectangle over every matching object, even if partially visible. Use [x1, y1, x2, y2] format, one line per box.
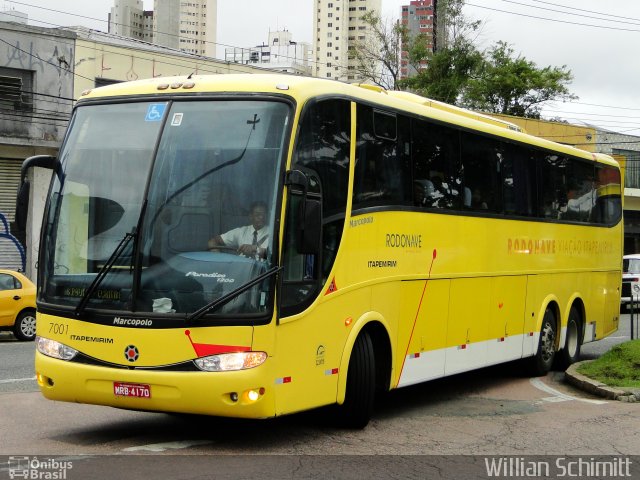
[49, 322, 69, 335]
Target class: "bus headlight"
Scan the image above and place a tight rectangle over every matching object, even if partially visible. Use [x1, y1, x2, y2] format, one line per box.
[36, 336, 78, 361]
[634, 284, 640, 293]
[194, 351, 267, 372]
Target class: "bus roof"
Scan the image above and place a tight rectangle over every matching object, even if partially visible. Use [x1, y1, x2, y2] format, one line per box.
[79, 74, 618, 168]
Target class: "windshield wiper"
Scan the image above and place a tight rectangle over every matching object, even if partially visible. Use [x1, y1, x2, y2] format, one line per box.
[75, 229, 136, 317]
[187, 265, 282, 323]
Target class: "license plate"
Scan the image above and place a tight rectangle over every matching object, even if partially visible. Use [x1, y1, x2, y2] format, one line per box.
[114, 382, 151, 398]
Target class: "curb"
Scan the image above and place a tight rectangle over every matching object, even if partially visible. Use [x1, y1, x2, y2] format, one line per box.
[565, 361, 640, 403]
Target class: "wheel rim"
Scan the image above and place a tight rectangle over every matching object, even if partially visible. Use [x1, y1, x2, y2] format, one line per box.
[20, 315, 36, 339]
[566, 319, 578, 357]
[540, 320, 555, 363]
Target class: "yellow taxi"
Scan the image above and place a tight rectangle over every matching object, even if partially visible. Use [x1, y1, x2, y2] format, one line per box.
[0, 269, 36, 341]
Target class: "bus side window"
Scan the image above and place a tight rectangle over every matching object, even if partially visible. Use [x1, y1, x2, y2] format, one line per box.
[411, 118, 460, 210]
[502, 144, 536, 217]
[593, 164, 622, 225]
[353, 106, 411, 209]
[459, 132, 502, 213]
[539, 154, 568, 219]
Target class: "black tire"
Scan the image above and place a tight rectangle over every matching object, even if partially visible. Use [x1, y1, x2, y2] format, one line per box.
[555, 307, 582, 370]
[525, 307, 557, 376]
[13, 309, 37, 341]
[339, 331, 376, 429]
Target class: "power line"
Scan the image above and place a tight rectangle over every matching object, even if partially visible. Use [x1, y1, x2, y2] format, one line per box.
[527, 0, 640, 23]
[4, 2, 323, 69]
[466, 2, 640, 32]
[549, 100, 640, 112]
[499, 0, 640, 27]
[0, 37, 95, 83]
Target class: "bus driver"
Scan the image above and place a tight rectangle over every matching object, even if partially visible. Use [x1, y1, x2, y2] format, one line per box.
[207, 201, 269, 259]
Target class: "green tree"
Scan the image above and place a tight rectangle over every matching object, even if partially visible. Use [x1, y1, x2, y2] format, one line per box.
[461, 41, 577, 118]
[350, 11, 405, 90]
[349, 0, 577, 119]
[400, 0, 483, 102]
[402, 40, 483, 104]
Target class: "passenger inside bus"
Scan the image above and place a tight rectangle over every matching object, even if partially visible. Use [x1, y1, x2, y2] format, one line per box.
[471, 188, 488, 210]
[207, 201, 269, 259]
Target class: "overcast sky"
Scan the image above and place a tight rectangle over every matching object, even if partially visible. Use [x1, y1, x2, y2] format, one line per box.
[2, 0, 640, 136]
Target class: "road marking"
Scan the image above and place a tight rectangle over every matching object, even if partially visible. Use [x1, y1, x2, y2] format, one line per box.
[529, 378, 608, 405]
[123, 440, 212, 452]
[0, 376, 36, 384]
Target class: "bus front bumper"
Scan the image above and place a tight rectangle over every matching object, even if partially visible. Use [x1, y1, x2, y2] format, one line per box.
[35, 352, 276, 419]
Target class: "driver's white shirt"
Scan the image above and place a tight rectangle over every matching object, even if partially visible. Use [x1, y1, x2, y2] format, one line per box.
[220, 225, 269, 248]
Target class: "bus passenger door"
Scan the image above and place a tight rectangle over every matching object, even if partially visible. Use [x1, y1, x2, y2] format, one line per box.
[445, 278, 490, 375]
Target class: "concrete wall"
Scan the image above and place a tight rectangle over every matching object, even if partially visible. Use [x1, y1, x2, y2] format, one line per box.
[0, 23, 75, 275]
[72, 33, 260, 97]
[489, 113, 597, 153]
[0, 23, 75, 149]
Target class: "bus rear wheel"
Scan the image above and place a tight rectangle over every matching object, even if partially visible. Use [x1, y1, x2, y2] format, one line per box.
[555, 307, 582, 370]
[526, 308, 557, 376]
[339, 331, 376, 429]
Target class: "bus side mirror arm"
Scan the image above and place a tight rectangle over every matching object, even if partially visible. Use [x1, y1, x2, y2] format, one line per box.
[15, 155, 57, 232]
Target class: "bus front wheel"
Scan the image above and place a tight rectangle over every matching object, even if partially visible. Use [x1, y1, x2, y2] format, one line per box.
[339, 331, 376, 429]
[526, 308, 557, 376]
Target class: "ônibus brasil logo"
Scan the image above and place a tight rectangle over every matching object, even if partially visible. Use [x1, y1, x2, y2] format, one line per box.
[124, 345, 140, 362]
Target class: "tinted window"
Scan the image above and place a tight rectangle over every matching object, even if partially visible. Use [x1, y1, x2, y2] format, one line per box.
[411, 119, 460, 209]
[561, 160, 596, 222]
[0, 274, 16, 290]
[593, 164, 622, 225]
[353, 105, 411, 208]
[460, 132, 503, 212]
[502, 144, 536, 217]
[539, 153, 569, 220]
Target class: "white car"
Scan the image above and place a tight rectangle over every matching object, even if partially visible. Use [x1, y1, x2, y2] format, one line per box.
[621, 254, 640, 310]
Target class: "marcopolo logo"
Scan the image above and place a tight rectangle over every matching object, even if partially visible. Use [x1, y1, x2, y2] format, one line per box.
[8, 456, 73, 479]
[113, 317, 153, 327]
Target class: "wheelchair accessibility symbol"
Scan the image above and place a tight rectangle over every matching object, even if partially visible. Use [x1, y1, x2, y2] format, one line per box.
[145, 103, 167, 122]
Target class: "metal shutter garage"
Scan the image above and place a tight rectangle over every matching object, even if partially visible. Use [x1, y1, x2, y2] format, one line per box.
[0, 158, 24, 270]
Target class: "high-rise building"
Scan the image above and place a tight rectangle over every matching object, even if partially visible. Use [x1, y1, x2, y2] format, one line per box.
[399, 0, 436, 80]
[153, 0, 217, 57]
[225, 30, 312, 75]
[109, 0, 151, 41]
[313, 0, 382, 82]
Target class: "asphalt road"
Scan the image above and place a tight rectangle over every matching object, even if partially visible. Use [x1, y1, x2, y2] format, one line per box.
[0, 317, 636, 480]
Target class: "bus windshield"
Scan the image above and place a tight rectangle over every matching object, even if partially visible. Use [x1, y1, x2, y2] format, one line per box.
[41, 99, 291, 320]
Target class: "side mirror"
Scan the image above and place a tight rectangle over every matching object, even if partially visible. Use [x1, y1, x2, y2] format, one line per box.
[15, 181, 30, 232]
[15, 155, 57, 232]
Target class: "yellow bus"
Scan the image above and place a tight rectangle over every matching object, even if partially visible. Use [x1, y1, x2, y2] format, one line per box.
[26, 74, 622, 428]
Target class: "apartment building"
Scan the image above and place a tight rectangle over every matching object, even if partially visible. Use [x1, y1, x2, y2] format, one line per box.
[313, 0, 382, 82]
[154, 0, 217, 57]
[399, 0, 436, 79]
[109, 0, 150, 41]
[225, 30, 312, 75]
